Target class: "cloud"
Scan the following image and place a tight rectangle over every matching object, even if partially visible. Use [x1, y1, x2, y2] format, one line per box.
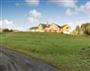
[49, 0, 90, 15]
[27, 9, 42, 24]
[25, 0, 39, 6]
[66, 8, 77, 15]
[0, 19, 27, 31]
[49, 0, 77, 8]
[0, 19, 15, 29]
[65, 1, 90, 15]
[79, 1, 90, 14]
[28, 9, 42, 19]
[27, 17, 35, 24]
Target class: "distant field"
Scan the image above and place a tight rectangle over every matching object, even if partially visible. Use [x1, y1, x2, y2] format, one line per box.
[0, 32, 90, 71]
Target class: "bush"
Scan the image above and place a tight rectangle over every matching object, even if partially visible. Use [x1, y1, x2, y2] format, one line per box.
[3, 28, 13, 32]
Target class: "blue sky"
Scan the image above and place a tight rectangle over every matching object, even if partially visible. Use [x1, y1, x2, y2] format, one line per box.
[0, 0, 90, 31]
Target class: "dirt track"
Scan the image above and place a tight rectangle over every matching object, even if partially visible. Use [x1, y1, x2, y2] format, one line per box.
[0, 47, 59, 71]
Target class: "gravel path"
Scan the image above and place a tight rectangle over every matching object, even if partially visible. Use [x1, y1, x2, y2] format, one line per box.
[0, 47, 59, 71]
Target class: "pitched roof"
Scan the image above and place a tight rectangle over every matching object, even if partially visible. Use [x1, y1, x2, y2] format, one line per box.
[30, 27, 38, 29]
[39, 24, 50, 28]
[50, 23, 61, 28]
[61, 24, 69, 28]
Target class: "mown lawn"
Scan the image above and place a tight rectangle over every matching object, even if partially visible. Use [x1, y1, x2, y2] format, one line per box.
[0, 32, 90, 71]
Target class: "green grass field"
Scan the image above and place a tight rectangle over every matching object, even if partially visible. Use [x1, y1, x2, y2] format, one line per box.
[0, 32, 90, 71]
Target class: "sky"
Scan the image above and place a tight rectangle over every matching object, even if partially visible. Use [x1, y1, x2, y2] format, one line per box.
[0, 0, 90, 31]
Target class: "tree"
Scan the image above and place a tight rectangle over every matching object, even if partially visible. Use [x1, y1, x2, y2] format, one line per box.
[3, 28, 13, 32]
[73, 23, 90, 35]
[81, 23, 90, 35]
[73, 26, 81, 35]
